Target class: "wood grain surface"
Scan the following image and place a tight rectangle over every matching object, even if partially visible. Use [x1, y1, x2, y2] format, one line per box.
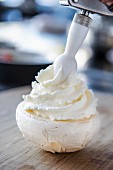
[0, 86, 113, 170]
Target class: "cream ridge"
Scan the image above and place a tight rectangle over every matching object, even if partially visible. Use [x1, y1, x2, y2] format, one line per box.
[22, 65, 97, 121]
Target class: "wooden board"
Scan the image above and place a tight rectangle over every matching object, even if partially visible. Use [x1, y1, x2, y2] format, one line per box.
[0, 86, 113, 170]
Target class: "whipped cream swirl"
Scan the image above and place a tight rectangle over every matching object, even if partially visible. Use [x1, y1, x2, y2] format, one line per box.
[22, 65, 97, 121]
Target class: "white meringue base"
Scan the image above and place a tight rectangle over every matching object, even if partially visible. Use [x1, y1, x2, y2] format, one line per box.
[16, 102, 100, 153]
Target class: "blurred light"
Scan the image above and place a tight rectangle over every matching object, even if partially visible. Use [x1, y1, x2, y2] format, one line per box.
[35, 0, 58, 7]
[1, 0, 24, 7]
[106, 49, 113, 63]
[3, 9, 23, 21]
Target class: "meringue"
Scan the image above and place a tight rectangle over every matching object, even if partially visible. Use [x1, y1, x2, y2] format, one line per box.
[16, 65, 99, 153]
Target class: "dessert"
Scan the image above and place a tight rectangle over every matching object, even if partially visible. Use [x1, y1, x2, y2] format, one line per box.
[16, 65, 99, 153]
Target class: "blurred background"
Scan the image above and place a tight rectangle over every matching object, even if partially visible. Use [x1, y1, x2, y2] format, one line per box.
[0, 0, 113, 92]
